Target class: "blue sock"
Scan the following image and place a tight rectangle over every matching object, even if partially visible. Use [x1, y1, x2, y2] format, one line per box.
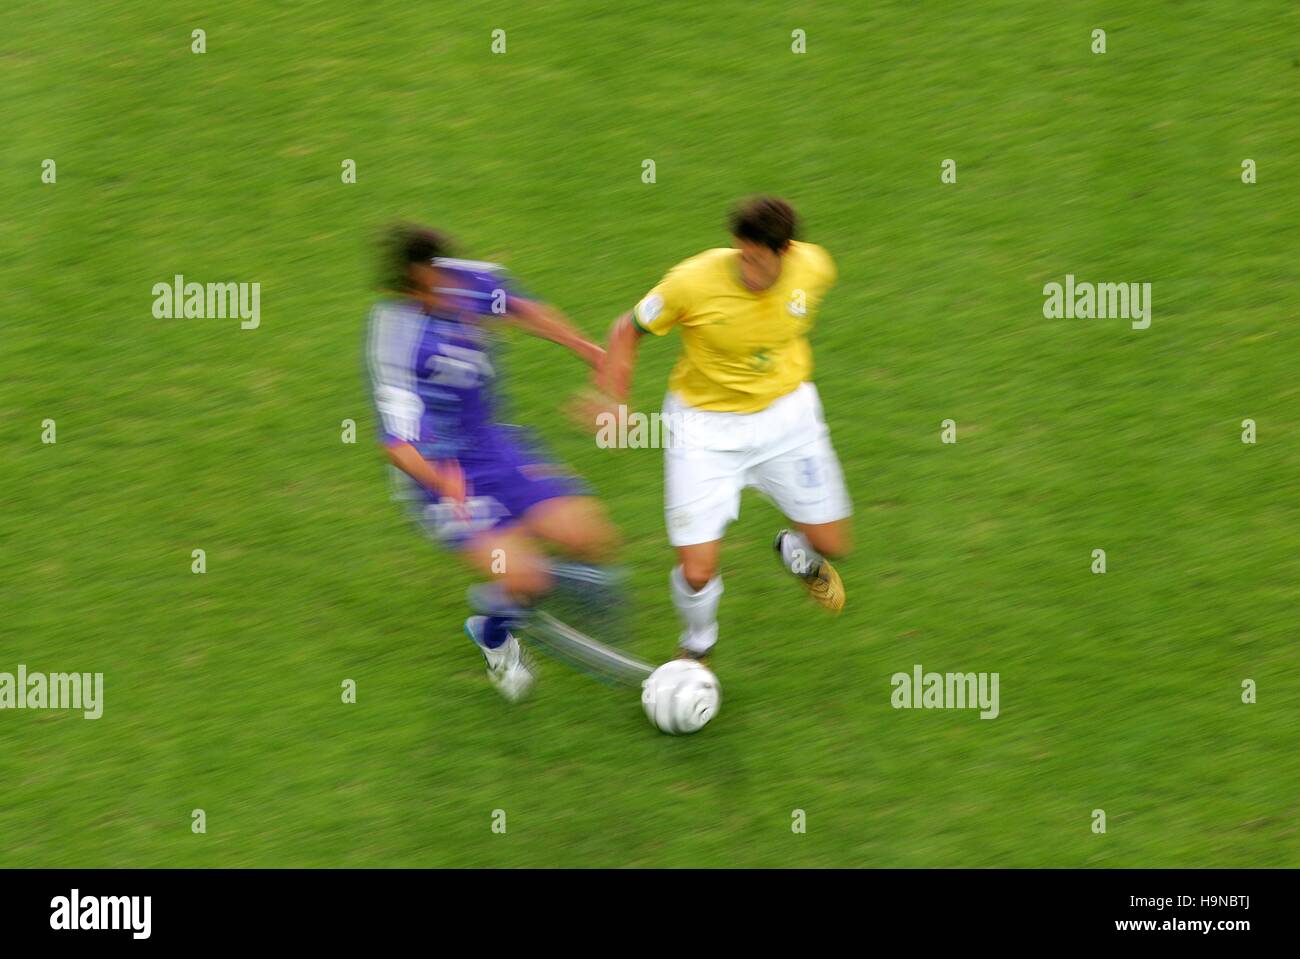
[480, 615, 513, 650]
[469, 583, 532, 649]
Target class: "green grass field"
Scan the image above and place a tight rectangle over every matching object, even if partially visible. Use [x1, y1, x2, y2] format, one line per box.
[2, 1, 1297, 868]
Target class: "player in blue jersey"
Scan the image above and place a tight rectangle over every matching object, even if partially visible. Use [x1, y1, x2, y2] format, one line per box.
[367, 224, 621, 700]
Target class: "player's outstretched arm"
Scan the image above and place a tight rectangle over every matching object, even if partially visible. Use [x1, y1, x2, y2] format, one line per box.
[506, 297, 605, 369]
[598, 312, 643, 401]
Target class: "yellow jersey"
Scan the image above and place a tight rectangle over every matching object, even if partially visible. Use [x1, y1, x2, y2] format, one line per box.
[631, 241, 836, 412]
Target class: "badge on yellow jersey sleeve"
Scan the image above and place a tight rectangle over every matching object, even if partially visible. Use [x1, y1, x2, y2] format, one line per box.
[631, 264, 694, 336]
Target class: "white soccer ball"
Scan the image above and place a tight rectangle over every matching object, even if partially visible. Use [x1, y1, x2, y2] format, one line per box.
[641, 660, 721, 734]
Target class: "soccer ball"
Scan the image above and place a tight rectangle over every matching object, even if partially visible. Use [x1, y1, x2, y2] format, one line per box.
[641, 660, 721, 734]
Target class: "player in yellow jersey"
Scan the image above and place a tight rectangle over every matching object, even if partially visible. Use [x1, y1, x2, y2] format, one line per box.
[597, 196, 852, 661]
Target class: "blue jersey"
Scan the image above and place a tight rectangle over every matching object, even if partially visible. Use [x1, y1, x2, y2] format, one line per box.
[366, 259, 516, 464]
[365, 259, 585, 540]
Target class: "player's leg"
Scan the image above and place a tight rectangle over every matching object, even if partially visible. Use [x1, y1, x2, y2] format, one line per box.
[451, 488, 646, 688]
[773, 519, 851, 611]
[663, 407, 742, 661]
[521, 494, 620, 562]
[750, 384, 853, 611]
[671, 539, 724, 661]
[793, 518, 853, 559]
[458, 523, 552, 701]
[520, 493, 628, 636]
[461, 522, 555, 602]
[776, 517, 852, 574]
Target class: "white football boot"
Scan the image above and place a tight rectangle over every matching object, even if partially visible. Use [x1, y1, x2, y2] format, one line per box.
[464, 615, 534, 702]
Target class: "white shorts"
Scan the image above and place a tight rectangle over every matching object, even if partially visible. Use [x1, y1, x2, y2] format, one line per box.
[662, 382, 852, 547]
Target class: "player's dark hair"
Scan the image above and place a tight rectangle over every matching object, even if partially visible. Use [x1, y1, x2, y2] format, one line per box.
[728, 196, 799, 253]
[381, 223, 453, 291]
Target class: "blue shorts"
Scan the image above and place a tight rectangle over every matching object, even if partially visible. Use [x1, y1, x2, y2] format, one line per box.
[405, 431, 586, 549]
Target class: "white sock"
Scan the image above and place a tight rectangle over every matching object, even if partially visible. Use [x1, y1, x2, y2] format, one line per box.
[779, 530, 823, 578]
[670, 565, 723, 655]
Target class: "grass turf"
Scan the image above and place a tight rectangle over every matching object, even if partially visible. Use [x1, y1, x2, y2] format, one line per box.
[1, 1, 1297, 866]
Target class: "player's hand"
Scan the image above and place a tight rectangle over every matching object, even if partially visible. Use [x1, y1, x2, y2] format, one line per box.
[596, 353, 633, 399]
[434, 459, 469, 516]
[564, 388, 618, 434]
